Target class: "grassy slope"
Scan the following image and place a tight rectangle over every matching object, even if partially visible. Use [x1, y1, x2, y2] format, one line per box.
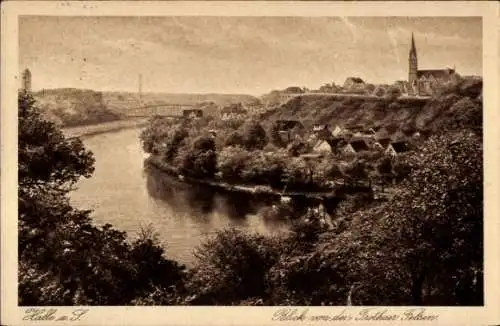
[33, 88, 121, 127]
[258, 80, 482, 135]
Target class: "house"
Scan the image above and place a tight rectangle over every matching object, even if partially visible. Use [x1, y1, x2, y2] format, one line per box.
[276, 119, 305, 142]
[313, 139, 333, 153]
[331, 125, 346, 137]
[385, 141, 409, 157]
[312, 124, 331, 141]
[353, 131, 364, 137]
[393, 80, 411, 95]
[221, 103, 247, 120]
[344, 77, 365, 89]
[343, 139, 370, 154]
[312, 124, 325, 132]
[182, 109, 203, 119]
[278, 130, 291, 143]
[374, 137, 391, 150]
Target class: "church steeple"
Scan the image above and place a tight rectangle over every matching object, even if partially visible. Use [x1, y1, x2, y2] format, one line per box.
[408, 32, 418, 93]
[410, 32, 417, 58]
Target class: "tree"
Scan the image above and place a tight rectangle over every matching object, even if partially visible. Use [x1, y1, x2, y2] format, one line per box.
[216, 146, 250, 181]
[385, 86, 402, 100]
[330, 131, 483, 305]
[18, 92, 185, 305]
[224, 131, 245, 148]
[287, 138, 310, 157]
[176, 135, 217, 178]
[187, 229, 281, 305]
[19, 92, 95, 191]
[375, 156, 392, 189]
[269, 122, 285, 148]
[240, 120, 268, 150]
[282, 157, 311, 189]
[342, 160, 368, 186]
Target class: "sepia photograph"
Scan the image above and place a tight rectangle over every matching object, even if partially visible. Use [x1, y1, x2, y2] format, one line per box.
[2, 1, 500, 325]
[16, 14, 484, 306]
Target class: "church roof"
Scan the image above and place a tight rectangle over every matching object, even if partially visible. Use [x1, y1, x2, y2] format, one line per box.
[389, 141, 409, 153]
[417, 69, 455, 79]
[349, 139, 370, 152]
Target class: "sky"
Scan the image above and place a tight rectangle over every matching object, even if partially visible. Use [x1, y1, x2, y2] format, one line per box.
[19, 16, 482, 95]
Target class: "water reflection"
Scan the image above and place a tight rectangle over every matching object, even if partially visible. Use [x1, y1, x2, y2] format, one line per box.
[145, 164, 278, 223]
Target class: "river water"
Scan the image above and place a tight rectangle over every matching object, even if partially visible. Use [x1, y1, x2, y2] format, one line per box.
[70, 127, 291, 266]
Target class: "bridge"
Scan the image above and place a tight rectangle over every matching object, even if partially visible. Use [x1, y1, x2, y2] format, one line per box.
[125, 103, 195, 117]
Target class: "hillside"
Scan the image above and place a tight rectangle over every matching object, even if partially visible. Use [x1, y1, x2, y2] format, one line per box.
[34, 88, 260, 126]
[33, 88, 122, 127]
[259, 77, 482, 135]
[103, 92, 260, 115]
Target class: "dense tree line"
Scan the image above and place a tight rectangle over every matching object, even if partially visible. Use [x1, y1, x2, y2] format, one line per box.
[140, 116, 413, 191]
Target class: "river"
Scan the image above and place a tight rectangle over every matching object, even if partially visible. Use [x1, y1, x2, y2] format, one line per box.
[69, 127, 291, 266]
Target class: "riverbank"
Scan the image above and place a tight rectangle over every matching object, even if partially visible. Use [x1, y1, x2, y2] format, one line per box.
[145, 155, 363, 200]
[62, 118, 148, 139]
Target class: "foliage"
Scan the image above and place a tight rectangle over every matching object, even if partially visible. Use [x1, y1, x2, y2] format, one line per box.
[269, 122, 286, 148]
[329, 131, 483, 305]
[282, 157, 312, 189]
[240, 119, 268, 150]
[175, 135, 218, 178]
[19, 93, 95, 191]
[139, 117, 188, 156]
[287, 138, 311, 156]
[19, 92, 185, 305]
[241, 150, 288, 188]
[216, 146, 250, 181]
[224, 131, 245, 147]
[187, 229, 282, 305]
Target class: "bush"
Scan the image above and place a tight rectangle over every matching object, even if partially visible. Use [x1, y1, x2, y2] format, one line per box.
[187, 229, 282, 305]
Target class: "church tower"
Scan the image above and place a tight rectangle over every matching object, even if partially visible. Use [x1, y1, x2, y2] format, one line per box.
[22, 68, 32, 93]
[408, 33, 418, 92]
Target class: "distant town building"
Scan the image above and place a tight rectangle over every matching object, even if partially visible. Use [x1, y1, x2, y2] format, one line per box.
[343, 139, 370, 154]
[312, 124, 331, 141]
[182, 109, 203, 119]
[276, 119, 305, 142]
[393, 80, 411, 95]
[22, 68, 32, 92]
[408, 33, 459, 96]
[374, 137, 391, 150]
[221, 103, 247, 120]
[386, 141, 409, 157]
[312, 140, 332, 153]
[344, 77, 365, 89]
[331, 125, 347, 137]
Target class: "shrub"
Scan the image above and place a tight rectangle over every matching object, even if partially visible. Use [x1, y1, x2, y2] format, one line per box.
[187, 229, 281, 305]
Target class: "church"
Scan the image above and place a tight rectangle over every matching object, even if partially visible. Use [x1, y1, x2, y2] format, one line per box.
[408, 33, 458, 96]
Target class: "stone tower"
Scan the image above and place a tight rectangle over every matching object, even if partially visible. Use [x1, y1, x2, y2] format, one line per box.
[408, 33, 418, 92]
[22, 68, 32, 92]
